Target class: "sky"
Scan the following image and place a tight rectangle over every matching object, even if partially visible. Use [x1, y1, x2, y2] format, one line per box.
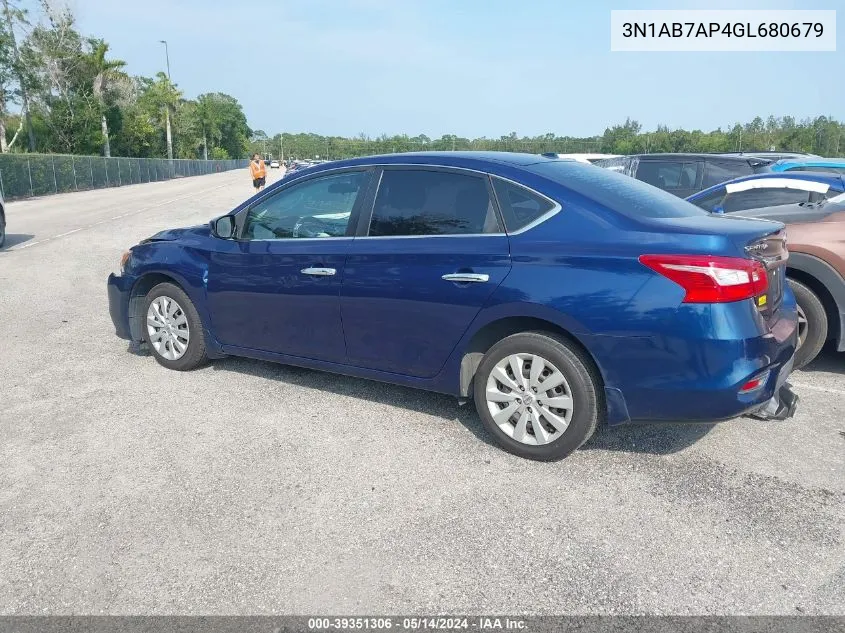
[60, 0, 845, 139]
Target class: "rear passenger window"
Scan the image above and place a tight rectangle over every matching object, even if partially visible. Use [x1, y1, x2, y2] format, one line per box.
[369, 169, 501, 237]
[704, 160, 753, 187]
[491, 178, 555, 232]
[722, 188, 812, 213]
[692, 189, 727, 211]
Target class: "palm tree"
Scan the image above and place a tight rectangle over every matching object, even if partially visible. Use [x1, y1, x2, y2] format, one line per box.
[88, 39, 126, 157]
[194, 94, 222, 161]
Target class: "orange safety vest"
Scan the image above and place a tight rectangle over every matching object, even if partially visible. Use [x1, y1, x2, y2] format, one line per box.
[249, 160, 266, 179]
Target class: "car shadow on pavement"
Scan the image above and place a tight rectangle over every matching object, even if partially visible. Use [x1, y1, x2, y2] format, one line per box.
[582, 421, 716, 456]
[212, 356, 716, 457]
[212, 355, 497, 445]
[1, 233, 35, 249]
[799, 344, 844, 375]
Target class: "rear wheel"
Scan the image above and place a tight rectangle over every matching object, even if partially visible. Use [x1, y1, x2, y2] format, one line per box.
[473, 332, 602, 461]
[0, 214, 6, 248]
[789, 279, 827, 369]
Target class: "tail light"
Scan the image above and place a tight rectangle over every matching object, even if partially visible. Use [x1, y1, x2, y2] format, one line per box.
[639, 254, 768, 303]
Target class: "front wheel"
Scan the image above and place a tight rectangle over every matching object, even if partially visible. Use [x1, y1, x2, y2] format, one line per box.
[143, 282, 208, 371]
[0, 216, 6, 248]
[473, 332, 603, 461]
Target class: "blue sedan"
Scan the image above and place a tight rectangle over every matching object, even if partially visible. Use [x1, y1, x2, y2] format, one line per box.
[108, 152, 799, 460]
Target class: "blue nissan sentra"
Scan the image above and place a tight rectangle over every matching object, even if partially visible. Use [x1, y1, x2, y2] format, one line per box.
[107, 152, 799, 461]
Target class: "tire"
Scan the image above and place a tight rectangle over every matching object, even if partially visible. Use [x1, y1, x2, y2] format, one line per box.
[789, 278, 827, 370]
[0, 215, 5, 249]
[143, 282, 208, 371]
[473, 331, 603, 461]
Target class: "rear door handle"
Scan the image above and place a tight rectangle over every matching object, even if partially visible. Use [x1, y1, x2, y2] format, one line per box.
[301, 267, 336, 277]
[441, 273, 489, 283]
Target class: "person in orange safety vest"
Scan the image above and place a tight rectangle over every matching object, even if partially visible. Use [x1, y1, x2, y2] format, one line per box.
[249, 153, 267, 192]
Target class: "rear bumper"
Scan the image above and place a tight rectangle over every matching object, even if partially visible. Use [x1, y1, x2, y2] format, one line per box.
[592, 300, 800, 424]
[107, 273, 132, 340]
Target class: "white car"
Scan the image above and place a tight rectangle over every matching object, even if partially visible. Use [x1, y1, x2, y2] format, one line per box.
[549, 153, 622, 165]
[270, 160, 281, 169]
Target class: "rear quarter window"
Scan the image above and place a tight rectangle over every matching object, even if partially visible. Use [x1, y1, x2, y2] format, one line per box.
[491, 178, 556, 232]
[528, 161, 709, 219]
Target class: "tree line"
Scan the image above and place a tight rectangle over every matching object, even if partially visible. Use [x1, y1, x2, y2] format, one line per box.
[0, 0, 251, 159]
[250, 115, 845, 162]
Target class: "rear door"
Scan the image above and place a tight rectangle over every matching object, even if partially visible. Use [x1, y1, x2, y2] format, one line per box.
[340, 166, 512, 378]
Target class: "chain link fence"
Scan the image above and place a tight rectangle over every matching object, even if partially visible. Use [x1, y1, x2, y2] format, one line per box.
[0, 154, 249, 201]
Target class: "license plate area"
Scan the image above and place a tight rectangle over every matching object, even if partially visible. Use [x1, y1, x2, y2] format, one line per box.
[746, 230, 788, 314]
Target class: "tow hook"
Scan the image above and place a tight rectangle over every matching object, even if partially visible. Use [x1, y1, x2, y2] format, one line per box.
[749, 383, 799, 421]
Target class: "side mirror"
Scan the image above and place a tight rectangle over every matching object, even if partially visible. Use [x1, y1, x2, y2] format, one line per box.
[712, 205, 725, 214]
[211, 215, 236, 239]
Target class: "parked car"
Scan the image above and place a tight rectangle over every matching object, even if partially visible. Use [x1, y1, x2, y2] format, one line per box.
[594, 153, 773, 198]
[769, 159, 845, 175]
[709, 192, 845, 369]
[0, 190, 5, 248]
[107, 152, 798, 461]
[270, 160, 281, 169]
[687, 172, 845, 214]
[286, 160, 313, 175]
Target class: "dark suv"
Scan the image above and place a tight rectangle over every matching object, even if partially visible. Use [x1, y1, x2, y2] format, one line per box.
[596, 154, 772, 198]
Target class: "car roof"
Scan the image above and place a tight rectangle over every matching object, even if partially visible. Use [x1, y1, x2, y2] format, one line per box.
[296, 151, 563, 172]
[773, 159, 845, 168]
[630, 153, 768, 163]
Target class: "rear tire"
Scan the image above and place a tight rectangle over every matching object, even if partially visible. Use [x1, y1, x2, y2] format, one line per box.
[789, 279, 827, 370]
[473, 331, 603, 461]
[0, 214, 6, 249]
[143, 282, 208, 371]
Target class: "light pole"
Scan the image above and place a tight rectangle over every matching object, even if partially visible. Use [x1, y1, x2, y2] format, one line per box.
[159, 40, 174, 161]
[159, 40, 171, 80]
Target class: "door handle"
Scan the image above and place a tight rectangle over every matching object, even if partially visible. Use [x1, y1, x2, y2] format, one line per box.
[301, 267, 336, 277]
[441, 273, 489, 283]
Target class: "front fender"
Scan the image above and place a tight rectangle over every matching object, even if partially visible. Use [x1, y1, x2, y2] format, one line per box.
[126, 243, 223, 355]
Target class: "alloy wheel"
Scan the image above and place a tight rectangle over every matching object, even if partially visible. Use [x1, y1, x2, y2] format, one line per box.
[797, 304, 808, 350]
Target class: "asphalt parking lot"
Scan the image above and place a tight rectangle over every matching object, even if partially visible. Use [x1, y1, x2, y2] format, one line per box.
[0, 170, 843, 615]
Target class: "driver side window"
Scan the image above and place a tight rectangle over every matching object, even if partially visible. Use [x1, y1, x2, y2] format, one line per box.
[243, 171, 368, 239]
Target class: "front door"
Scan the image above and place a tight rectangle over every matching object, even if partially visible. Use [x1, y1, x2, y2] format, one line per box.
[341, 167, 512, 378]
[206, 169, 371, 363]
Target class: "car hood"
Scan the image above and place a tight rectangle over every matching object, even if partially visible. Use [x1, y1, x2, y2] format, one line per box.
[140, 224, 210, 244]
